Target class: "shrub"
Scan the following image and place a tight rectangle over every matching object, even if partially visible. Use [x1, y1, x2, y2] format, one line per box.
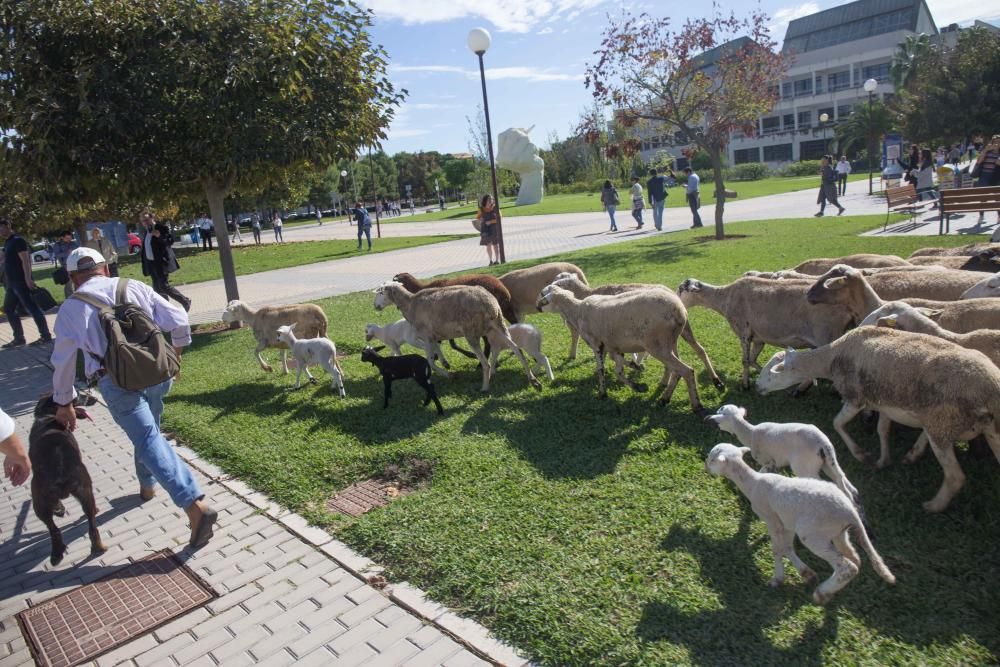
[729, 162, 770, 181]
[780, 160, 823, 177]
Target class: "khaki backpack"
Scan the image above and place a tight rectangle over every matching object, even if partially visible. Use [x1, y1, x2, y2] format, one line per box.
[71, 278, 180, 391]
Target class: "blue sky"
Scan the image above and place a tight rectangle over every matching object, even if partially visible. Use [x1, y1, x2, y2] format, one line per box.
[364, 0, 1000, 156]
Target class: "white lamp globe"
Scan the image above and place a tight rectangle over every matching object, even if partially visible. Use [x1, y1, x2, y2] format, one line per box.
[863, 78, 878, 93]
[820, 113, 829, 123]
[340, 170, 348, 177]
[467, 28, 492, 55]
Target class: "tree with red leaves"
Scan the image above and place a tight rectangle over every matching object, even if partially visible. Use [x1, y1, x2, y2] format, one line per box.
[585, 11, 787, 239]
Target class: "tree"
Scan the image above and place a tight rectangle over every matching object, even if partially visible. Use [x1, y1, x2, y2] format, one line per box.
[441, 156, 475, 194]
[835, 100, 895, 163]
[891, 33, 933, 90]
[585, 11, 787, 239]
[0, 0, 402, 305]
[356, 151, 398, 202]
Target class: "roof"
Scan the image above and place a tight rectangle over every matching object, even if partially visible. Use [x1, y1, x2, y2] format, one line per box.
[783, 0, 935, 53]
[692, 37, 755, 71]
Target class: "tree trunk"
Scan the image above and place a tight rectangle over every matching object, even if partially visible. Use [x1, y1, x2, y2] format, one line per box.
[202, 176, 241, 328]
[709, 145, 727, 240]
[72, 217, 88, 245]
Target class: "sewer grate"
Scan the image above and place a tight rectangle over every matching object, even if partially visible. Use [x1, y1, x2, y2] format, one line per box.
[17, 549, 216, 667]
[326, 478, 399, 517]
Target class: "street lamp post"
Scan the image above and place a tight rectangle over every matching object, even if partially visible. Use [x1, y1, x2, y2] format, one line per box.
[367, 146, 382, 238]
[467, 27, 506, 264]
[864, 78, 878, 195]
[340, 169, 350, 224]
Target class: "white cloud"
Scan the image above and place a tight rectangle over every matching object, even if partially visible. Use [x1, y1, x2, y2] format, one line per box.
[769, 2, 820, 43]
[360, 0, 609, 33]
[389, 63, 583, 82]
[390, 128, 432, 137]
[925, 0, 1000, 26]
[537, 27, 554, 35]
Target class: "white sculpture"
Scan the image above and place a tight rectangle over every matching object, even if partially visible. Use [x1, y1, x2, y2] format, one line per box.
[497, 126, 544, 206]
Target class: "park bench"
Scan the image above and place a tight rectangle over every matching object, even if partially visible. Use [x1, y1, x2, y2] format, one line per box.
[884, 183, 932, 231]
[938, 186, 1000, 235]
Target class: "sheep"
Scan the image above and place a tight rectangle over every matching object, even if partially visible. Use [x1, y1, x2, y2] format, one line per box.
[874, 303, 1000, 368]
[536, 285, 707, 413]
[960, 271, 1000, 299]
[361, 346, 443, 415]
[908, 248, 1000, 272]
[705, 404, 860, 506]
[551, 272, 724, 390]
[755, 327, 1000, 512]
[499, 262, 589, 358]
[275, 324, 346, 395]
[488, 323, 554, 381]
[746, 265, 940, 281]
[807, 264, 1000, 331]
[222, 300, 328, 374]
[677, 277, 853, 390]
[705, 443, 895, 604]
[792, 253, 909, 275]
[373, 282, 541, 392]
[908, 242, 1000, 258]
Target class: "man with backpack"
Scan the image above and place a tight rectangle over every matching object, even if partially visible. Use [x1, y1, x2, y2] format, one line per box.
[49, 247, 217, 549]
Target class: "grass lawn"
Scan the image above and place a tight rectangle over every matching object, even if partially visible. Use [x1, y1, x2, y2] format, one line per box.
[4, 235, 468, 310]
[395, 174, 871, 222]
[164, 215, 997, 666]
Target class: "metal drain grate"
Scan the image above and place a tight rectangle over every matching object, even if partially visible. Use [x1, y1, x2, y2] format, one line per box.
[327, 478, 399, 517]
[17, 549, 216, 667]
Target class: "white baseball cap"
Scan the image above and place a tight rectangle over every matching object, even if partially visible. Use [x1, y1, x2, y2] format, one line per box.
[66, 247, 107, 272]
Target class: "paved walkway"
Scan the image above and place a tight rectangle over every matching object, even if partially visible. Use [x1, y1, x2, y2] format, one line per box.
[0, 337, 527, 666]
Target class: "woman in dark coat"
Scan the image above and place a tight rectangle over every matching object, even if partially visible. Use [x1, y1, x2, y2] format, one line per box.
[477, 194, 500, 266]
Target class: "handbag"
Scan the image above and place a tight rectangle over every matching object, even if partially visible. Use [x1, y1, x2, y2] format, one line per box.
[52, 266, 69, 285]
[31, 286, 58, 311]
[472, 218, 483, 232]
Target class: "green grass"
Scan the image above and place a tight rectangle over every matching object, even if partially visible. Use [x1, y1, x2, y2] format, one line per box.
[3, 235, 467, 310]
[398, 174, 871, 222]
[163, 215, 997, 666]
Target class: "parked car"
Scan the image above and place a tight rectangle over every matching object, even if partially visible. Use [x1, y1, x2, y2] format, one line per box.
[31, 243, 50, 263]
[127, 232, 142, 254]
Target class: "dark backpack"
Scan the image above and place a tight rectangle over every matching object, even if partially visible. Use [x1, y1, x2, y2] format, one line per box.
[70, 278, 180, 391]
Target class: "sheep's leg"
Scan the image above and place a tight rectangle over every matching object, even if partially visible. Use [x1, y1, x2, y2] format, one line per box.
[34, 501, 67, 566]
[466, 337, 492, 392]
[292, 365, 304, 389]
[611, 352, 646, 392]
[256, 341, 273, 372]
[875, 413, 893, 469]
[680, 322, 725, 391]
[800, 532, 860, 605]
[389, 342, 402, 356]
[323, 358, 345, 396]
[488, 330, 541, 391]
[72, 485, 106, 556]
[563, 317, 580, 360]
[281, 350, 289, 375]
[902, 431, 930, 464]
[833, 402, 870, 464]
[595, 343, 608, 398]
[382, 378, 392, 409]
[416, 372, 444, 415]
[922, 436, 965, 513]
[448, 338, 479, 360]
[423, 342, 452, 379]
[656, 349, 703, 415]
[739, 336, 753, 390]
[766, 522, 787, 587]
[304, 364, 317, 384]
[748, 339, 765, 372]
[833, 530, 861, 570]
[536, 351, 554, 381]
[432, 341, 451, 370]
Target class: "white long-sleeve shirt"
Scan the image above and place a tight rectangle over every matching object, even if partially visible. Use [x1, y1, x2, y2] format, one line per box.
[0, 407, 14, 442]
[835, 160, 852, 175]
[50, 276, 191, 405]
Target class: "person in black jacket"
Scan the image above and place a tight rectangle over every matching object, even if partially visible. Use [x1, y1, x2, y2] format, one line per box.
[139, 212, 191, 311]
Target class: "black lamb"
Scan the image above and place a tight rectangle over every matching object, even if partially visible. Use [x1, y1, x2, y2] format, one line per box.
[361, 346, 444, 415]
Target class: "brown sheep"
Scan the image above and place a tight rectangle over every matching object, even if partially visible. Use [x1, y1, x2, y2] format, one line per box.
[392, 272, 518, 324]
[499, 262, 589, 358]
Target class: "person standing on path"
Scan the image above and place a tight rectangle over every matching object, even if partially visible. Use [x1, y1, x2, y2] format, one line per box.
[835, 156, 851, 196]
[600, 180, 619, 232]
[85, 227, 119, 277]
[0, 406, 31, 487]
[140, 213, 191, 311]
[646, 168, 668, 231]
[230, 216, 243, 244]
[476, 194, 500, 266]
[815, 155, 845, 217]
[681, 167, 703, 228]
[353, 202, 373, 251]
[51, 229, 80, 298]
[914, 148, 939, 207]
[51, 247, 218, 549]
[251, 213, 262, 246]
[316, 209, 323, 227]
[0, 218, 53, 348]
[630, 177, 645, 229]
[198, 216, 214, 251]
[272, 213, 284, 243]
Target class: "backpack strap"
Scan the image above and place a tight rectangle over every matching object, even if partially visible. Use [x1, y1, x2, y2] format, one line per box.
[70, 291, 113, 313]
[115, 278, 130, 306]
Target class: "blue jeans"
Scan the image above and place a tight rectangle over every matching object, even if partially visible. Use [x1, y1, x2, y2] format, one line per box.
[99, 376, 201, 509]
[651, 198, 665, 230]
[357, 226, 372, 248]
[2, 280, 51, 341]
[606, 206, 617, 230]
[632, 208, 643, 226]
[688, 193, 703, 227]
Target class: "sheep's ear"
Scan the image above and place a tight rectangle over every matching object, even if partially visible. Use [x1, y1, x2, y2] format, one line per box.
[739, 446, 751, 457]
[876, 315, 898, 328]
[289, 322, 297, 331]
[373, 345, 385, 352]
[822, 276, 848, 290]
[704, 414, 723, 425]
[917, 307, 943, 319]
[771, 362, 786, 373]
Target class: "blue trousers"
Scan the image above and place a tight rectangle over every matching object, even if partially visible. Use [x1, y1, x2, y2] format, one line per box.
[357, 226, 372, 248]
[651, 198, 665, 230]
[606, 206, 617, 230]
[632, 208, 643, 226]
[688, 193, 703, 227]
[99, 377, 201, 509]
[2, 280, 51, 341]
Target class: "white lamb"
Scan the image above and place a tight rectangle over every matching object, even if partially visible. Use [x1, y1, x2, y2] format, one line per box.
[705, 405, 860, 506]
[488, 323, 555, 381]
[275, 324, 346, 396]
[365, 320, 429, 356]
[706, 443, 895, 604]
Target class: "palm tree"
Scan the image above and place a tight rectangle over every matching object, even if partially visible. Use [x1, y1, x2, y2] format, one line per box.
[835, 100, 894, 162]
[891, 33, 932, 89]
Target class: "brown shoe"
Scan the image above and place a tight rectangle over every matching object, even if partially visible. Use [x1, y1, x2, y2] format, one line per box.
[139, 486, 156, 501]
[189, 506, 218, 549]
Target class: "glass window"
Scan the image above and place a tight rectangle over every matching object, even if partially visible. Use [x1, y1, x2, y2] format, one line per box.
[862, 62, 890, 83]
[734, 148, 761, 165]
[793, 78, 813, 97]
[814, 75, 823, 93]
[837, 104, 853, 119]
[762, 117, 780, 134]
[800, 139, 828, 161]
[783, 113, 796, 130]
[782, 82, 792, 98]
[763, 144, 793, 162]
[797, 110, 812, 128]
[827, 71, 851, 91]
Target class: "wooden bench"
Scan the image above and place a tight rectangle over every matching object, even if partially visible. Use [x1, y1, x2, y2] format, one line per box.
[939, 186, 1000, 234]
[884, 183, 932, 231]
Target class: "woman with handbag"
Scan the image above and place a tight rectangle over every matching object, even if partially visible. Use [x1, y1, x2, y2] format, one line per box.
[86, 227, 119, 277]
[476, 194, 501, 266]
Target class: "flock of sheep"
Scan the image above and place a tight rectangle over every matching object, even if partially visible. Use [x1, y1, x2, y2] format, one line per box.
[219, 242, 1000, 604]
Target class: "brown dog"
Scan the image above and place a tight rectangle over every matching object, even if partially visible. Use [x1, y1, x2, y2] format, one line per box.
[29, 395, 106, 565]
